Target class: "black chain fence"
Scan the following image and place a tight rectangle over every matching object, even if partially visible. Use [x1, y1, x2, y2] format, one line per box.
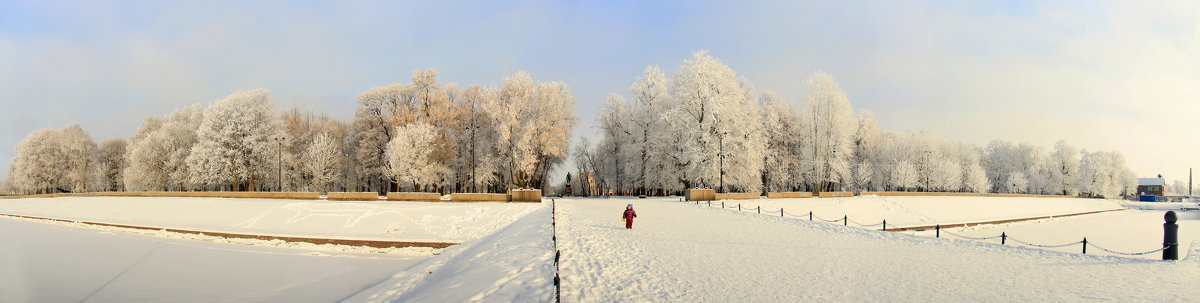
[686, 199, 1176, 260]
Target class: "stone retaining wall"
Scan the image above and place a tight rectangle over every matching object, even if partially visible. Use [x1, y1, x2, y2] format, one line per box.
[767, 192, 812, 198]
[385, 192, 442, 202]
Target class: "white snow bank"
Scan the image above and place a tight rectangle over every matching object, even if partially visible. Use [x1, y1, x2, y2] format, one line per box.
[0, 197, 537, 242]
[709, 195, 1122, 227]
[1122, 201, 1200, 211]
[347, 202, 553, 302]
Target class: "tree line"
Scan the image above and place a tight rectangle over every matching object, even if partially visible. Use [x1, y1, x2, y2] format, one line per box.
[569, 51, 1135, 198]
[0, 51, 1136, 198]
[2, 70, 577, 194]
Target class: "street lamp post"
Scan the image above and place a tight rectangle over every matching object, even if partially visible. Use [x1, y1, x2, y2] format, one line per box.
[277, 137, 283, 192]
[343, 151, 349, 192]
[924, 150, 931, 192]
[719, 131, 727, 193]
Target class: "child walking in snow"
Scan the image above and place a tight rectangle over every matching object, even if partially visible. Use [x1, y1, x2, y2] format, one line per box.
[622, 204, 637, 229]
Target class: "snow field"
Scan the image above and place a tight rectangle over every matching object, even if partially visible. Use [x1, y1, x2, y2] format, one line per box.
[0, 197, 539, 244]
[557, 197, 1200, 302]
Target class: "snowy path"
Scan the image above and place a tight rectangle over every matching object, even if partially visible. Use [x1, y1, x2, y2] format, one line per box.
[557, 198, 1200, 301]
[0, 216, 426, 303]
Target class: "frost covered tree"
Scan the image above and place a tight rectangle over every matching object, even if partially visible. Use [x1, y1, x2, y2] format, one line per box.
[665, 51, 764, 193]
[891, 161, 918, 191]
[760, 91, 803, 192]
[351, 69, 575, 193]
[802, 71, 855, 192]
[455, 84, 502, 193]
[984, 141, 1045, 194]
[597, 93, 632, 194]
[386, 122, 449, 192]
[1004, 172, 1029, 194]
[125, 105, 204, 191]
[281, 108, 351, 192]
[627, 66, 671, 194]
[1076, 150, 1133, 198]
[9, 128, 65, 194]
[1047, 140, 1081, 195]
[8, 125, 100, 193]
[960, 146, 990, 193]
[97, 139, 127, 192]
[853, 110, 885, 191]
[351, 83, 407, 193]
[487, 71, 577, 190]
[852, 162, 873, 193]
[302, 132, 343, 193]
[186, 89, 283, 191]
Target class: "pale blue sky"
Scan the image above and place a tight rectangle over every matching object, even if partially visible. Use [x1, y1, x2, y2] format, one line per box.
[1, 1, 1197, 184]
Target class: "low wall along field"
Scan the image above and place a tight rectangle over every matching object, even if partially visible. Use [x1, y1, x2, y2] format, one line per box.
[818, 192, 855, 198]
[509, 189, 543, 203]
[386, 192, 443, 202]
[328, 192, 382, 201]
[767, 192, 811, 199]
[1, 192, 322, 200]
[859, 192, 1077, 198]
[685, 189, 716, 201]
[450, 193, 511, 202]
[715, 193, 760, 200]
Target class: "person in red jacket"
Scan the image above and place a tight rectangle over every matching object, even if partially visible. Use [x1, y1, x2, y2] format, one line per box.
[622, 204, 637, 229]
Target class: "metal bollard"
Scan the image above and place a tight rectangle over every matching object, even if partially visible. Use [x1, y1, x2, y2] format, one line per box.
[809, 211, 813, 221]
[781, 208, 784, 217]
[882, 219, 886, 231]
[843, 215, 847, 226]
[1082, 237, 1087, 254]
[1165, 211, 1179, 260]
[936, 225, 940, 238]
[722, 201, 725, 208]
[1001, 232, 1006, 245]
[738, 204, 741, 212]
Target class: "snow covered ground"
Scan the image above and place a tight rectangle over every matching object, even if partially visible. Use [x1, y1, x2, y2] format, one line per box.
[0, 215, 427, 302]
[346, 202, 554, 302]
[706, 195, 1123, 227]
[0, 197, 538, 243]
[3, 195, 1196, 301]
[946, 209, 1199, 260]
[557, 197, 1200, 301]
[700, 196, 1191, 260]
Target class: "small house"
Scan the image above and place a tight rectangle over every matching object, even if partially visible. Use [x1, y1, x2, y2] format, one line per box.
[1137, 177, 1165, 201]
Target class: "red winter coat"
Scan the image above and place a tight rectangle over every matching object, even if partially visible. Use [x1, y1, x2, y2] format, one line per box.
[623, 209, 637, 220]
